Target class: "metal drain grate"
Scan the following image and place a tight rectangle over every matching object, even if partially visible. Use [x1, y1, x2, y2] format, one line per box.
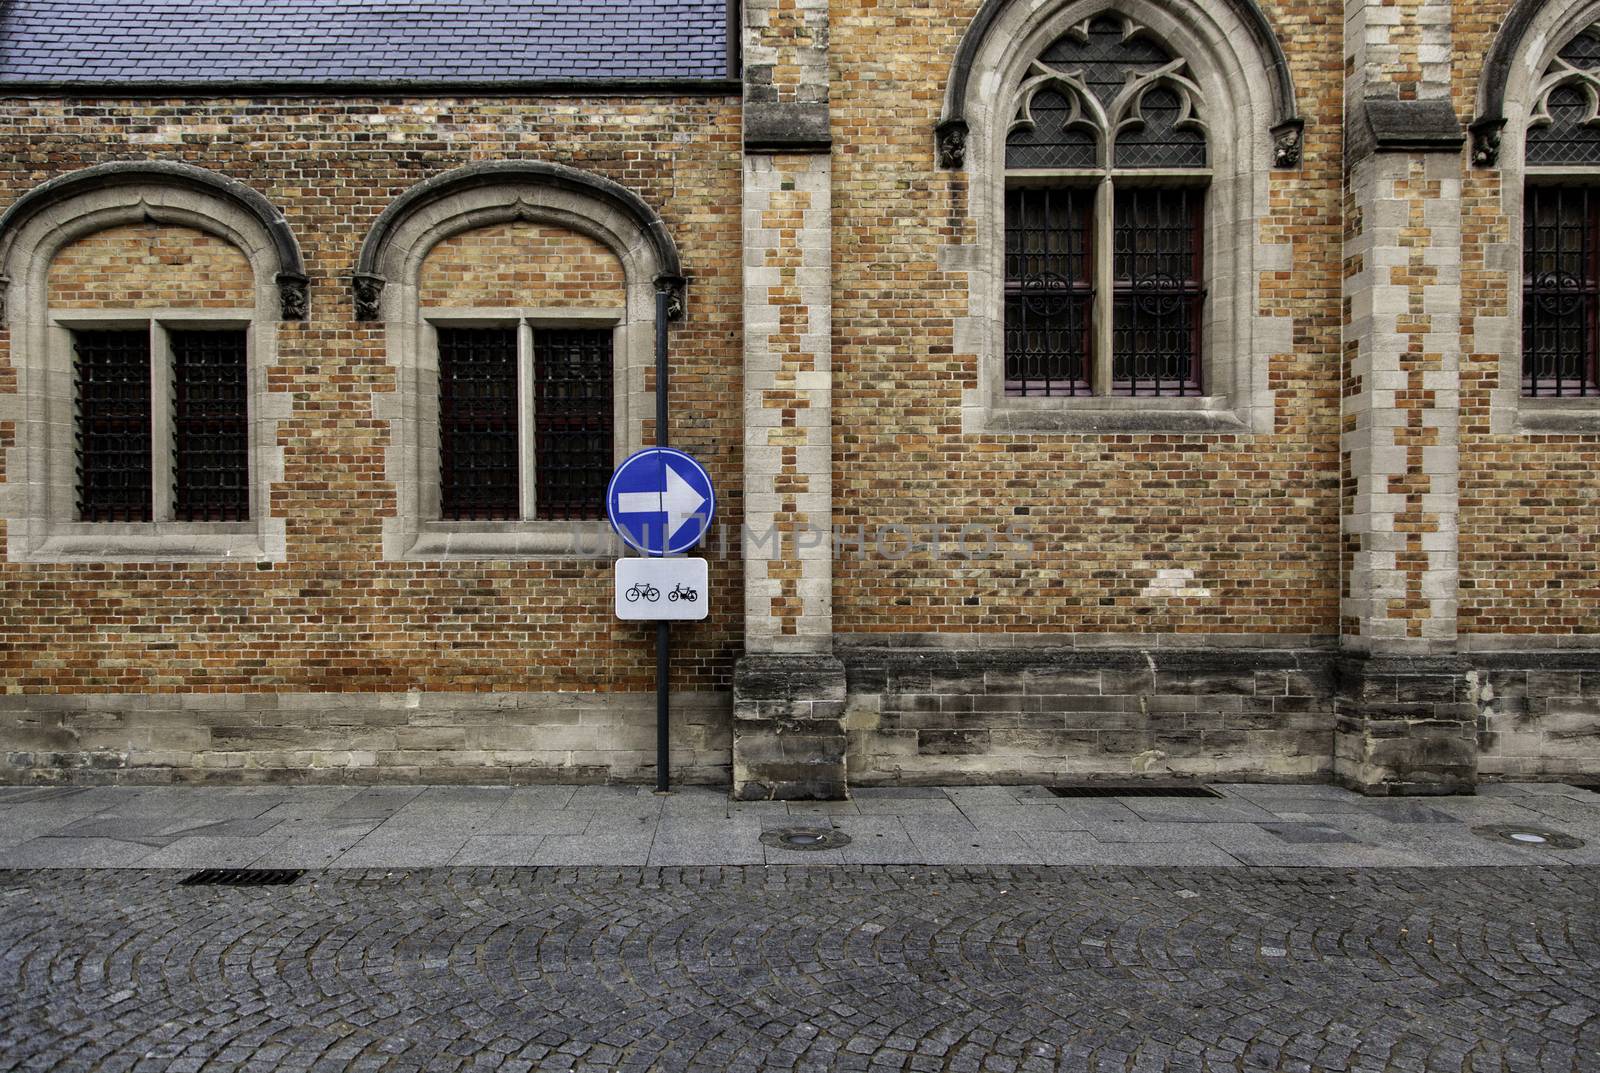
[1047, 785, 1224, 799]
[179, 868, 304, 887]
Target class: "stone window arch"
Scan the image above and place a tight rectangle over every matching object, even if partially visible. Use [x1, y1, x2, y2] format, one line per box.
[1471, 0, 1600, 433]
[0, 161, 303, 561]
[356, 161, 685, 559]
[935, 0, 1301, 434]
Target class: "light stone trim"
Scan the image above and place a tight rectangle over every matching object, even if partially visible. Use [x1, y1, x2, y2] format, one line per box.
[950, 0, 1287, 436]
[742, 154, 834, 654]
[1341, 151, 1462, 655]
[1480, 0, 1600, 436]
[0, 184, 290, 563]
[373, 180, 668, 561]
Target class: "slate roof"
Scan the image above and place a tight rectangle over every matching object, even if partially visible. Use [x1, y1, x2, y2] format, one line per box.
[0, 1, 733, 84]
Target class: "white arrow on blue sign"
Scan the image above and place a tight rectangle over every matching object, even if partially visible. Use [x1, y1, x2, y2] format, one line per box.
[605, 447, 716, 556]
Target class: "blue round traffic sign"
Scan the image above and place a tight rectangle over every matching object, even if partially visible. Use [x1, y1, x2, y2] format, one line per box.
[605, 448, 716, 556]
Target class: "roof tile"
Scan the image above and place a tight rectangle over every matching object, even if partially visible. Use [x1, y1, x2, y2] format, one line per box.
[0, 0, 730, 83]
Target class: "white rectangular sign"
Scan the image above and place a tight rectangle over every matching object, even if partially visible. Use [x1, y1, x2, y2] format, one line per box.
[615, 557, 709, 620]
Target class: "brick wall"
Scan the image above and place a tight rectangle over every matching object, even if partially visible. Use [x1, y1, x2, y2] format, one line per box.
[0, 95, 744, 783]
[1455, 0, 1600, 639]
[827, 0, 1344, 639]
[47, 224, 253, 308]
[419, 223, 626, 308]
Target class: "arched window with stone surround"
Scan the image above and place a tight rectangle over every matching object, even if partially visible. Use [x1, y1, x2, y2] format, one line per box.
[1471, 0, 1600, 432]
[352, 161, 685, 560]
[1522, 27, 1600, 399]
[0, 161, 303, 562]
[936, 0, 1301, 434]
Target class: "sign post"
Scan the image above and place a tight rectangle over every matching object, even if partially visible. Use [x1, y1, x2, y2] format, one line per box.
[604, 292, 715, 793]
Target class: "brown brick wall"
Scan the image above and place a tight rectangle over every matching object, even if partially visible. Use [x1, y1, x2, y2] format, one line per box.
[419, 223, 626, 308]
[827, 0, 1344, 637]
[47, 223, 254, 308]
[1455, 0, 1600, 637]
[0, 96, 745, 707]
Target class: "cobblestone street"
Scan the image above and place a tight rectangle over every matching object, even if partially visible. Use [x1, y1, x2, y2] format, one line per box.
[2, 864, 1598, 1073]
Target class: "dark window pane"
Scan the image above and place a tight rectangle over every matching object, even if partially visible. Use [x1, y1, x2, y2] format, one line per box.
[1004, 187, 1092, 396]
[534, 328, 612, 521]
[1036, 15, 1173, 107]
[1006, 88, 1097, 169]
[1528, 31, 1600, 166]
[171, 329, 249, 521]
[438, 326, 518, 520]
[1113, 86, 1207, 169]
[1523, 185, 1600, 397]
[73, 329, 152, 522]
[1112, 187, 1204, 396]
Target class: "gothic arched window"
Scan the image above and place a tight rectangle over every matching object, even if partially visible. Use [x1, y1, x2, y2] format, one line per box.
[1523, 26, 1600, 398]
[1003, 15, 1208, 397]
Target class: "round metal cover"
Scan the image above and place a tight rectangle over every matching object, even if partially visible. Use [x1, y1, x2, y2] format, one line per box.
[1471, 824, 1584, 849]
[760, 827, 852, 852]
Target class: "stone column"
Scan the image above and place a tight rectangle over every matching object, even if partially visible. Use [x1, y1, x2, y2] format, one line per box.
[1337, 0, 1476, 794]
[731, 0, 846, 799]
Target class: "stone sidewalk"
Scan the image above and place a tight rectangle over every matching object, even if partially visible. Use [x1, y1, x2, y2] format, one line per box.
[2, 780, 1598, 869]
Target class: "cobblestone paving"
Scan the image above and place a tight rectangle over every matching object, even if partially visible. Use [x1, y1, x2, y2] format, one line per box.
[2, 867, 1597, 1072]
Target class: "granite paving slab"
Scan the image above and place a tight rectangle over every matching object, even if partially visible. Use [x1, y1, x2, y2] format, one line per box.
[331, 836, 470, 868]
[1118, 797, 1281, 823]
[137, 836, 282, 869]
[0, 837, 157, 868]
[451, 836, 548, 866]
[1256, 822, 1365, 845]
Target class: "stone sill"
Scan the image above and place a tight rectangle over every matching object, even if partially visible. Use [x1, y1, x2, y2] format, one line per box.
[21, 523, 267, 562]
[980, 398, 1249, 434]
[1517, 399, 1600, 434]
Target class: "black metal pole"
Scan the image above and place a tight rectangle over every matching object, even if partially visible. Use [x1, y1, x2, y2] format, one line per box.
[654, 285, 670, 794]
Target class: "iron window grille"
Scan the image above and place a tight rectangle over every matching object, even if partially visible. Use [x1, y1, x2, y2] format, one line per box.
[439, 327, 520, 520]
[1003, 14, 1208, 398]
[533, 329, 613, 521]
[73, 329, 153, 522]
[72, 325, 250, 523]
[436, 323, 613, 522]
[171, 330, 250, 520]
[1522, 29, 1600, 398]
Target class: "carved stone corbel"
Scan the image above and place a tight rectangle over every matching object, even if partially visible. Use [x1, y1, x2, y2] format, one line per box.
[276, 271, 309, 321]
[654, 274, 686, 321]
[352, 272, 386, 321]
[936, 119, 969, 169]
[1470, 118, 1505, 168]
[1271, 119, 1305, 168]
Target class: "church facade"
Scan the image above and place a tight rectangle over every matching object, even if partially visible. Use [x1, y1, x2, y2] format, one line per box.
[0, 0, 1595, 797]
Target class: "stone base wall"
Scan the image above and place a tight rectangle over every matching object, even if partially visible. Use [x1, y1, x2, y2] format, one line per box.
[1470, 651, 1600, 780]
[731, 655, 848, 800]
[1333, 656, 1478, 796]
[0, 691, 731, 785]
[839, 644, 1336, 786]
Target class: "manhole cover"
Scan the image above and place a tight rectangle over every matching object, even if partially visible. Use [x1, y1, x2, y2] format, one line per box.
[1471, 824, 1584, 849]
[760, 827, 851, 852]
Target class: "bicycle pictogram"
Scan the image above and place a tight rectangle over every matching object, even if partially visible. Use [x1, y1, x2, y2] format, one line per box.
[625, 583, 661, 603]
[667, 583, 698, 603]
